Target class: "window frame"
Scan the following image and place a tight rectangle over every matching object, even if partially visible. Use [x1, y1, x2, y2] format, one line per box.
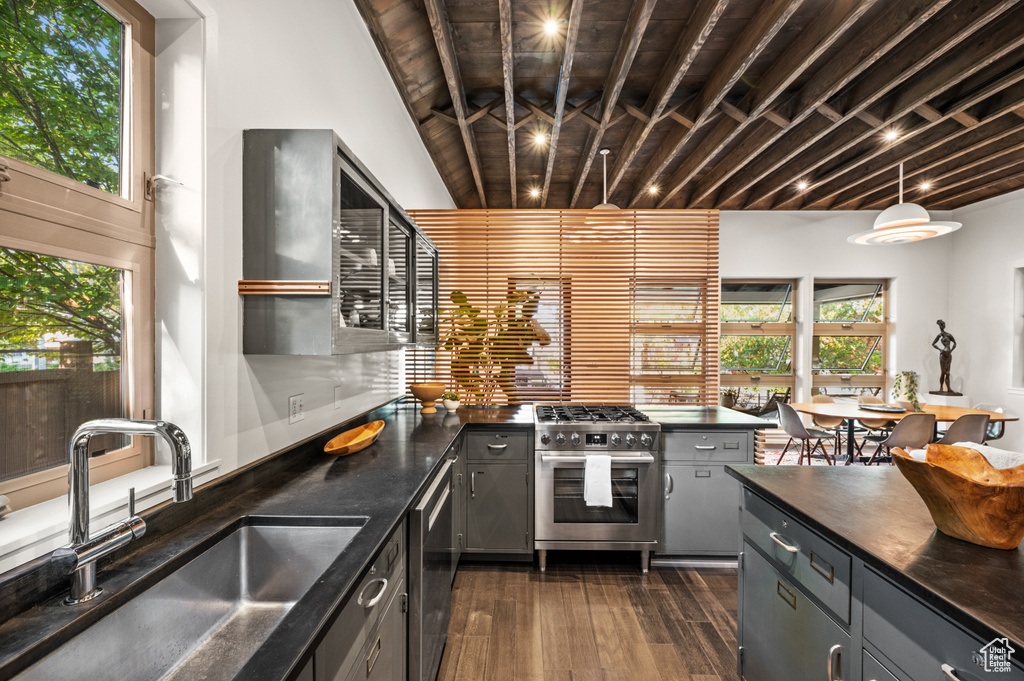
[719, 278, 798, 392]
[0, 0, 155, 509]
[810, 278, 889, 395]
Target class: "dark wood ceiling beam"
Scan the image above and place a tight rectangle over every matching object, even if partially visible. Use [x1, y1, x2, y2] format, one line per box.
[915, 103, 944, 122]
[569, 0, 658, 208]
[778, 61, 1024, 209]
[465, 97, 503, 125]
[629, 0, 804, 206]
[856, 109, 885, 128]
[422, 0, 487, 207]
[540, 0, 586, 207]
[516, 96, 556, 125]
[951, 111, 981, 127]
[651, 0, 881, 209]
[928, 158, 1024, 208]
[691, 0, 956, 208]
[605, 0, 731, 198]
[499, 0, 517, 208]
[744, 3, 1024, 209]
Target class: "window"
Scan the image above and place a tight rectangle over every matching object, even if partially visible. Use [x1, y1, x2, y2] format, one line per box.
[720, 280, 796, 407]
[811, 281, 888, 397]
[0, 0, 154, 509]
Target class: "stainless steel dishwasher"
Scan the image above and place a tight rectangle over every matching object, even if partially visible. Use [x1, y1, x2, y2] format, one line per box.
[409, 458, 454, 681]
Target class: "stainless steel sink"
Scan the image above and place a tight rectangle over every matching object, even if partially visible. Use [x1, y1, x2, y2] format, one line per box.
[15, 516, 365, 681]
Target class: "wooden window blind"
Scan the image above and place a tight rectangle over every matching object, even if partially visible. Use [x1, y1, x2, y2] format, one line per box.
[406, 210, 720, 405]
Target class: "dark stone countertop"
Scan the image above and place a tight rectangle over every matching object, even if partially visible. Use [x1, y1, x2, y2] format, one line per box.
[726, 465, 1024, 649]
[640, 405, 772, 430]
[0, 403, 532, 680]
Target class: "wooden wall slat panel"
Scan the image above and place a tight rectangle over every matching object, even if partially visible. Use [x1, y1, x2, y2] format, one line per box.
[408, 209, 719, 405]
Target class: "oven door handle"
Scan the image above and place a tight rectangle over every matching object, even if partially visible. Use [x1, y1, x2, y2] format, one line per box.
[540, 453, 656, 464]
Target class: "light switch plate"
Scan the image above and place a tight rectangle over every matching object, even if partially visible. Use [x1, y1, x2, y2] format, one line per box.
[334, 386, 343, 410]
[288, 394, 305, 424]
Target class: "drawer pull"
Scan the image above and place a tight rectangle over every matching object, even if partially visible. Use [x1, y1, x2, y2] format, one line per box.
[940, 664, 961, 680]
[776, 580, 796, 609]
[770, 531, 799, 553]
[487, 444, 508, 451]
[827, 644, 842, 681]
[694, 445, 716, 450]
[366, 636, 381, 676]
[810, 551, 835, 583]
[357, 577, 388, 608]
[664, 473, 673, 499]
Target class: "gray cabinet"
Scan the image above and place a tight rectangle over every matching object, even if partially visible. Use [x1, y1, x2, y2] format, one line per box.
[353, 578, 406, 681]
[466, 462, 531, 553]
[450, 443, 465, 575]
[241, 129, 438, 354]
[661, 429, 754, 556]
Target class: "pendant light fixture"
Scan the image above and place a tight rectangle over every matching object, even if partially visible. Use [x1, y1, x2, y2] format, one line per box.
[593, 148, 620, 210]
[848, 163, 961, 245]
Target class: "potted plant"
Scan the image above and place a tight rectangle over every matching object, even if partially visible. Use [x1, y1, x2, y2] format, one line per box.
[720, 387, 740, 409]
[892, 371, 922, 411]
[441, 390, 460, 412]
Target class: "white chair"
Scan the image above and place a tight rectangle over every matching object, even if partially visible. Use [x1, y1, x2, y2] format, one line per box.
[776, 403, 834, 465]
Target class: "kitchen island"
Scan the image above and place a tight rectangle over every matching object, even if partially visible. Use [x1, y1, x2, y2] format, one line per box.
[727, 464, 1024, 680]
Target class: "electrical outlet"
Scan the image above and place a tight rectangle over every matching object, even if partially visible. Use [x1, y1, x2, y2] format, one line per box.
[334, 386, 343, 410]
[288, 394, 305, 424]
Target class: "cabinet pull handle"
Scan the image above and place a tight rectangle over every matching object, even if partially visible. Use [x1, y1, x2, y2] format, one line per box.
[694, 445, 716, 450]
[357, 578, 388, 608]
[827, 644, 842, 681]
[366, 636, 381, 676]
[471, 471, 476, 498]
[940, 664, 962, 680]
[487, 444, 508, 451]
[770, 531, 799, 553]
[664, 473, 673, 499]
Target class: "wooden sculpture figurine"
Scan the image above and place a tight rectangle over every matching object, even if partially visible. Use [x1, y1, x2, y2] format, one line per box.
[892, 444, 1024, 549]
[929, 319, 962, 396]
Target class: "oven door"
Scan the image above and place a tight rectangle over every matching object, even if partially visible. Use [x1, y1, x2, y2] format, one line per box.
[536, 452, 658, 542]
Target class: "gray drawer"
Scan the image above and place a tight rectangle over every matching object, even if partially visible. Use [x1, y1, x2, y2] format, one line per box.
[664, 431, 750, 462]
[319, 520, 406, 681]
[466, 431, 530, 461]
[863, 650, 899, 681]
[742, 489, 851, 623]
[863, 569, 1024, 681]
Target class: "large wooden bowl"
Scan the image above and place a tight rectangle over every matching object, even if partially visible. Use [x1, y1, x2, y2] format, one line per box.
[409, 382, 446, 414]
[324, 420, 385, 456]
[892, 444, 1024, 550]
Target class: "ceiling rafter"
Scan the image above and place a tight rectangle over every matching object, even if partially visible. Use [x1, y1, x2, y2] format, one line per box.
[568, 0, 659, 208]
[648, 0, 881, 209]
[498, 0, 517, 207]
[627, 0, 806, 206]
[742, 0, 1024, 209]
[690, 0, 959, 208]
[540, 0, 586, 207]
[928, 158, 1024, 208]
[422, 0, 487, 207]
[605, 0, 731, 198]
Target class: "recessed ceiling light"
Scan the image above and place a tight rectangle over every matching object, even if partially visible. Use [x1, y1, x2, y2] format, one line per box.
[533, 132, 548, 146]
[648, 185, 659, 195]
[544, 18, 560, 35]
[919, 181, 932, 191]
[884, 129, 899, 142]
[796, 180, 809, 191]
[529, 187, 540, 198]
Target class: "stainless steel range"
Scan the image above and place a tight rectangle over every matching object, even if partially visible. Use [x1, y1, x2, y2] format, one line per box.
[534, 405, 660, 573]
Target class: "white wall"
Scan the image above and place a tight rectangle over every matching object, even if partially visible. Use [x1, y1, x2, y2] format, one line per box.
[950, 190, 1024, 452]
[720, 211, 953, 402]
[152, 0, 455, 477]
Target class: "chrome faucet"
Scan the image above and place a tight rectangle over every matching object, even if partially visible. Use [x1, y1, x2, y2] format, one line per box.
[59, 418, 193, 604]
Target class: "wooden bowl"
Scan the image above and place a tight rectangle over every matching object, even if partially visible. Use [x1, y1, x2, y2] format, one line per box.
[892, 444, 1024, 550]
[324, 420, 385, 456]
[409, 382, 446, 414]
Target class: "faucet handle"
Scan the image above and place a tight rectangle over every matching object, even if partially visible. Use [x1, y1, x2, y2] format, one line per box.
[128, 487, 136, 517]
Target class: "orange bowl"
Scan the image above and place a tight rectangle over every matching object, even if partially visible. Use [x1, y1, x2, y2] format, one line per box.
[409, 383, 446, 414]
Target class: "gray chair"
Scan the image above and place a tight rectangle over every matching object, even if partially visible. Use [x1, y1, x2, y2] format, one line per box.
[865, 413, 936, 465]
[811, 394, 846, 457]
[855, 394, 895, 457]
[776, 402, 834, 466]
[936, 413, 990, 445]
[975, 403, 1011, 442]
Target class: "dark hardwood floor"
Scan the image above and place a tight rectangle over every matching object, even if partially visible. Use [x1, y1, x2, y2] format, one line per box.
[438, 554, 740, 681]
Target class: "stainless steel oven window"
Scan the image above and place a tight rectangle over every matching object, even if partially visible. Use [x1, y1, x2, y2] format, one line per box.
[551, 468, 640, 524]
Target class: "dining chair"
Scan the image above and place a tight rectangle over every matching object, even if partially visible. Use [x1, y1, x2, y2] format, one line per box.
[864, 413, 936, 465]
[776, 402, 834, 465]
[811, 394, 847, 457]
[975, 403, 1010, 442]
[936, 413, 990, 445]
[855, 394, 895, 457]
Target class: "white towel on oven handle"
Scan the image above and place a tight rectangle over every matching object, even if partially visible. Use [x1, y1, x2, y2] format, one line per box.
[584, 454, 613, 507]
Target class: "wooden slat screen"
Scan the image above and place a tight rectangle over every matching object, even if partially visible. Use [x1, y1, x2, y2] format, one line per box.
[407, 210, 719, 405]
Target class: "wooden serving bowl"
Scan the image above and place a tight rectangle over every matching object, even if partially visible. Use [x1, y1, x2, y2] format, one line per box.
[892, 444, 1024, 550]
[324, 420, 385, 456]
[409, 382, 446, 414]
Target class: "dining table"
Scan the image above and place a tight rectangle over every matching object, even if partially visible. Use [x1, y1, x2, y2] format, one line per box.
[787, 402, 1019, 465]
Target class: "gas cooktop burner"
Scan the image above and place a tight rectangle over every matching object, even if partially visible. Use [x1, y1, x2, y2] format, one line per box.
[534, 404, 651, 424]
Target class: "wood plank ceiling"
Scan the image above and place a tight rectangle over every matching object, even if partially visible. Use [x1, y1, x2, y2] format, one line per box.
[353, 0, 1024, 211]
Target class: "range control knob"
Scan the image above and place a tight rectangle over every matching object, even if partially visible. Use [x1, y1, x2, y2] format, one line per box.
[554, 433, 566, 446]
[640, 433, 653, 448]
[610, 433, 622, 446]
[540, 433, 551, 445]
[625, 433, 637, 447]
[571, 432, 581, 446]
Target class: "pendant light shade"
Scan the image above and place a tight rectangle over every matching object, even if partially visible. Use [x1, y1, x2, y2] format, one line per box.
[849, 163, 961, 245]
